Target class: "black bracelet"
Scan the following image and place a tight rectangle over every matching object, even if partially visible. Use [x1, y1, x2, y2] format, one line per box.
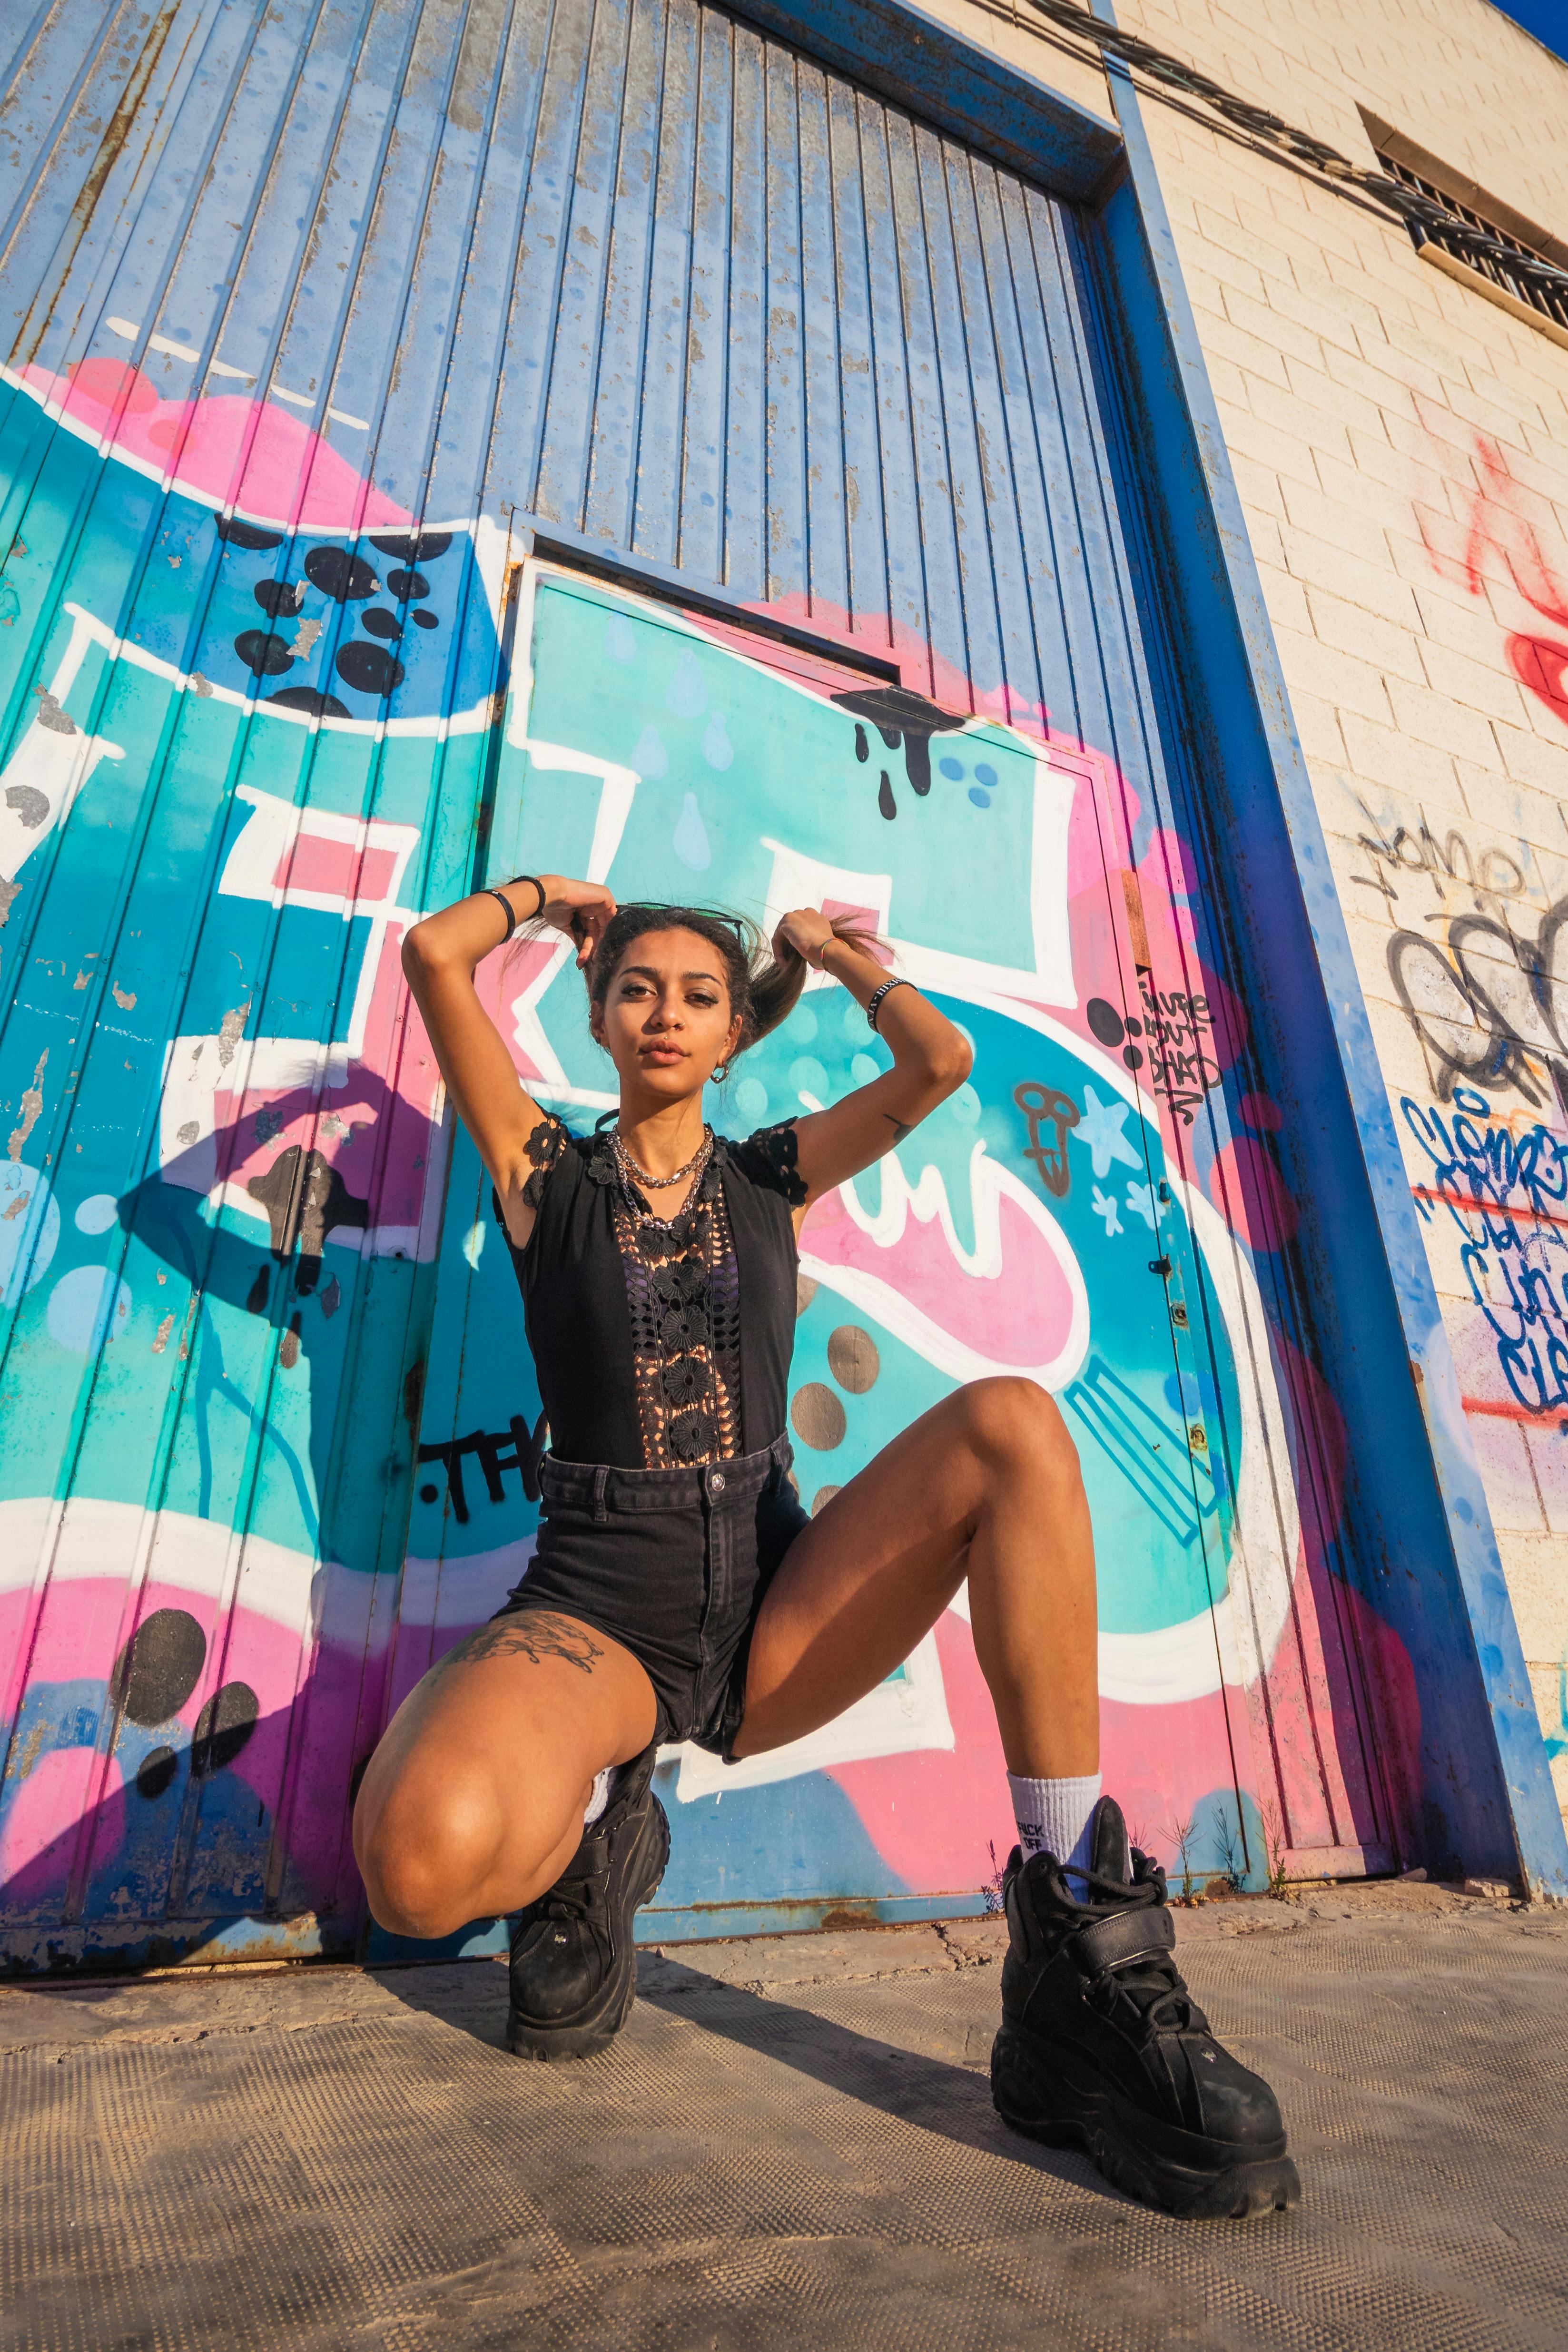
[503, 874, 546, 920]
[483, 876, 546, 943]
[866, 977, 914, 1033]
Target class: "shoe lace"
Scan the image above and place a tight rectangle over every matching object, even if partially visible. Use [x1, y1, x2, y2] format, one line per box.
[1048, 1853, 1202, 2036]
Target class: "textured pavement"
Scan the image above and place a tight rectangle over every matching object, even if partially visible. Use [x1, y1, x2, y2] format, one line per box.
[4, 1881, 1567, 2351]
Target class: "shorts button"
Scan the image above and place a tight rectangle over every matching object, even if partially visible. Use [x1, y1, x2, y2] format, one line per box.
[711, 1472, 726, 1493]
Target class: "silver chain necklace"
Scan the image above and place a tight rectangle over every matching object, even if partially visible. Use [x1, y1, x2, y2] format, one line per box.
[612, 1124, 713, 1193]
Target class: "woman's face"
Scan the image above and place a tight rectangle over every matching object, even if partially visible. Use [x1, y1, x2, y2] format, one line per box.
[592, 927, 743, 1102]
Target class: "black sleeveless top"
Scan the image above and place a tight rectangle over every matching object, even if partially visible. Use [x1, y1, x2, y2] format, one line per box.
[496, 1117, 807, 1469]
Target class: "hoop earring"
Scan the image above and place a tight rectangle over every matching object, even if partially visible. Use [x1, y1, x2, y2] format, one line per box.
[712, 1062, 729, 1083]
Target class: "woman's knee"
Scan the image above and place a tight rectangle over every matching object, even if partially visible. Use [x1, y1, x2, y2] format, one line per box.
[953, 1376, 1080, 1481]
[353, 1758, 509, 1940]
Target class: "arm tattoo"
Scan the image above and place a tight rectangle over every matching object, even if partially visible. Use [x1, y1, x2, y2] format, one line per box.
[437, 1610, 604, 1676]
[884, 1113, 912, 1144]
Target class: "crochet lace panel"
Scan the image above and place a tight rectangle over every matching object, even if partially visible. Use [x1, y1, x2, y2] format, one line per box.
[598, 1136, 743, 1467]
[520, 1113, 569, 1209]
[734, 1117, 807, 1207]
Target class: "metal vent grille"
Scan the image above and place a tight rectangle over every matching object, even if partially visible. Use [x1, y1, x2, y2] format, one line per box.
[1383, 155, 1568, 334]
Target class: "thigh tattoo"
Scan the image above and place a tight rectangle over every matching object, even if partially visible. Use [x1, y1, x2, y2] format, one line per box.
[439, 1611, 605, 1676]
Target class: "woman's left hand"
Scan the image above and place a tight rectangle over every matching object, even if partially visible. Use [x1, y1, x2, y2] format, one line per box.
[771, 907, 835, 969]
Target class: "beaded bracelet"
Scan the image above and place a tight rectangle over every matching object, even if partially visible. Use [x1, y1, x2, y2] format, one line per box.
[866, 977, 914, 1033]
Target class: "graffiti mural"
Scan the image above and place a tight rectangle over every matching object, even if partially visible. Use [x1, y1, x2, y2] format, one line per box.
[0, 355, 501, 1958]
[0, 329, 1398, 1964]
[387, 563, 1397, 1948]
[1325, 420, 1568, 1829]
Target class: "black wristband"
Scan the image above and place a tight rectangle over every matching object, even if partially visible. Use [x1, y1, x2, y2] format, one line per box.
[485, 888, 518, 943]
[866, 977, 914, 1033]
[504, 875, 546, 921]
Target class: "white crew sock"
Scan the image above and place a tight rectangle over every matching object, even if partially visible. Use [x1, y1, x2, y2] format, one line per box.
[583, 1767, 613, 1826]
[1008, 1771, 1103, 1876]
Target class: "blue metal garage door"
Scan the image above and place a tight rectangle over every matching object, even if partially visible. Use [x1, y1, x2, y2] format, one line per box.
[0, 0, 1393, 1969]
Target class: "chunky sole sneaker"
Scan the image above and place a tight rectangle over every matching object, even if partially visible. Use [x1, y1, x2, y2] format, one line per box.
[991, 1796, 1300, 2220]
[506, 1749, 671, 2063]
[993, 2020, 1301, 2219]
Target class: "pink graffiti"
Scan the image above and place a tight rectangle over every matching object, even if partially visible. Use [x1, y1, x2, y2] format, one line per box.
[0, 1576, 346, 1914]
[22, 357, 413, 531]
[802, 1179, 1079, 1373]
[829, 1611, 1268, 1890]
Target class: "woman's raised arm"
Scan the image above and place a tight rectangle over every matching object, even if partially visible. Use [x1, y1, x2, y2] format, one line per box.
[769, 911, 972, 1222]
[402, 874, 616, 1246]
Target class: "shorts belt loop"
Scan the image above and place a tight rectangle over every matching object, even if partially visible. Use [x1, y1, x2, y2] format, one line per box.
[592, 1466, 610, 1524]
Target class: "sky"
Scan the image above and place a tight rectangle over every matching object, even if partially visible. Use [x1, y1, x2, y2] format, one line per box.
[1493, 1, 1568, 64]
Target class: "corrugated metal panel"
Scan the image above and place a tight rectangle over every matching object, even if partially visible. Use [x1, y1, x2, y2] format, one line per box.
[0, 0, 1392, 1968]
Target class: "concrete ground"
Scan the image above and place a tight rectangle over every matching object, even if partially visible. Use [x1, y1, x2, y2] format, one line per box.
[4, 1880, 1567, 2351]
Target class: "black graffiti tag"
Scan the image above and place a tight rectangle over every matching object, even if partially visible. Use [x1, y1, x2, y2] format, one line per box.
[418, 1411, 549, 1524]
[1389, 897, 1568, 1111]
[1139, 981, 1220, 1125]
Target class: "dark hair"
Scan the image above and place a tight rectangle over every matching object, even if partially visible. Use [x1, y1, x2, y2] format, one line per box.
[582, 903, 876, 1058]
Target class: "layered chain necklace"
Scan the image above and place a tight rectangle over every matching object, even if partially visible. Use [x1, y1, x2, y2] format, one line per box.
[612, 1124, 713, 1221]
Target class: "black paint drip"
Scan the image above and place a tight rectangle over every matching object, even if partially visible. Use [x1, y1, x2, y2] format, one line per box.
[832, 684, 964, 817]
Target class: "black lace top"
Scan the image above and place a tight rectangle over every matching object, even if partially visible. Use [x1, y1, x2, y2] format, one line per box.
[496, 1117, 806, 1469]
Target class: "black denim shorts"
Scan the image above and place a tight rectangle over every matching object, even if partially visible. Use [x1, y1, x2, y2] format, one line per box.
[493, 1433, 809, 1757]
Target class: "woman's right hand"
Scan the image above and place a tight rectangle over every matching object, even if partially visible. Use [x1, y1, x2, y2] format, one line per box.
[533, 874, 618, 968]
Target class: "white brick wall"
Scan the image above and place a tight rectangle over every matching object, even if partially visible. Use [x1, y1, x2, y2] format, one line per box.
[932, 0, 1568, 1828]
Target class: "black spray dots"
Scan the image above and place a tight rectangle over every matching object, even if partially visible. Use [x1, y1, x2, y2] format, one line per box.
[216, 514, 283, 551]
[267, 686, 350, 719]
[190, 1682, 259, 1779]
[369, 530, 452, 563]
[385, 567, 429, 601]
[113, 1610, 207, 1726]
[234, 630, 294, 677]
[304, 546, 378, 601]
[335, 640, 404, 696]
[253, 577, 305, 618]
[360, 608, 403, 641]
[135, 1747, 178, 1800]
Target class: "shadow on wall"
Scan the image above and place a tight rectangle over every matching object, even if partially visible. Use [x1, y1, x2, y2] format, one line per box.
[118, 1089, 420, 1566]
[1, 1102, 421, 1966]
[0, 1681, 349, 1971]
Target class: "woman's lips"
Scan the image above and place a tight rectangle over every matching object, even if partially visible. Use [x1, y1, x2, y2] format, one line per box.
[642, 1045, 685, 1064]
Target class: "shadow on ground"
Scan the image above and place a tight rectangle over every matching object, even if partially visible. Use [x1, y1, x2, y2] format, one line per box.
[375, 1946, 1120, 2204]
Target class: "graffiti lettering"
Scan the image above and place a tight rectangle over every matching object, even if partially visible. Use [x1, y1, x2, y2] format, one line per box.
[1403, 1089, 1568, 1417]
[1014, 1081, 1079, 1197]
[1140, 982, 1220, 1125]
[417, 1411, 549, 1525]
[1388, 898, 1568, 1111]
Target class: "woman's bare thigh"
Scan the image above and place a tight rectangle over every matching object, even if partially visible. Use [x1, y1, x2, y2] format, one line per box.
[734, 1377, 1086, 1763]
[353, 1608, 659, 1932]
[732, 1397, 982, 1757]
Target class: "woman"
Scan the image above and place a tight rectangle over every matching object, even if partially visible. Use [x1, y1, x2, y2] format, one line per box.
[355, 871, 1297, 2219]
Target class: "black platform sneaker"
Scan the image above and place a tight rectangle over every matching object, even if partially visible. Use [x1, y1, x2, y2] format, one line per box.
[991, 1797, 1300, 2218]
[506, 1743, 670, 2062]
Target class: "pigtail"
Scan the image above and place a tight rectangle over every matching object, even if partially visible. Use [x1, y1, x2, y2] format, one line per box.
[748, 914, 883, 1046]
